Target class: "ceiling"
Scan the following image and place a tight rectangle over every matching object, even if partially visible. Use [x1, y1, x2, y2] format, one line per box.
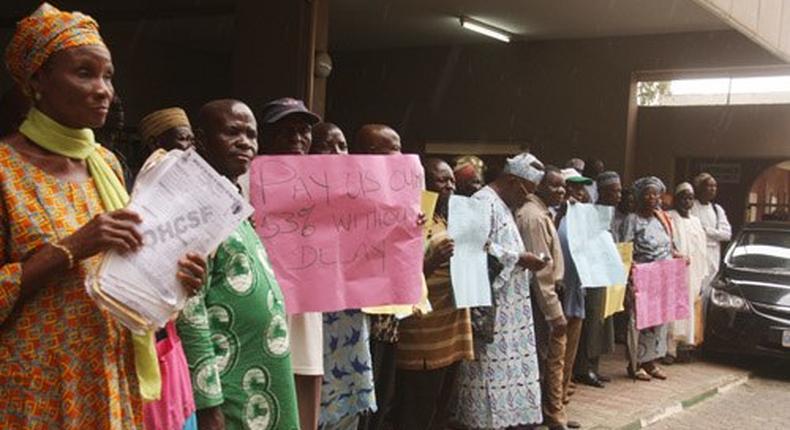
[0, 1, 731, 53]
[330, 0, 730, 50]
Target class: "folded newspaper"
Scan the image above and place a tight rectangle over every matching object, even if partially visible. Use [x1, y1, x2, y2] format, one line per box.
[88, 149, 253, 333]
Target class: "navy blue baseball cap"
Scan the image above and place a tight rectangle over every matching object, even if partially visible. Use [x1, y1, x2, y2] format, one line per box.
[260, 97, 321, 125]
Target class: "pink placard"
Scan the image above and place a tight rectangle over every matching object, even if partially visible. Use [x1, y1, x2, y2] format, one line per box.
[249, 155, 424, 314]
[632, 258, 690, 330]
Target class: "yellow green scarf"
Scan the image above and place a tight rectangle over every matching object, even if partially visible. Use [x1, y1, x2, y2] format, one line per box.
[19, 107, 161, 401]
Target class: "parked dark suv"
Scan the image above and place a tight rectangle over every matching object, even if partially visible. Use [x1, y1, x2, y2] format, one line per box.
[704, 221, 790, 359]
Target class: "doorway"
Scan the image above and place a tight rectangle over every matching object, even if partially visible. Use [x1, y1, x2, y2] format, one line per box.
[746, 160, 790, 222]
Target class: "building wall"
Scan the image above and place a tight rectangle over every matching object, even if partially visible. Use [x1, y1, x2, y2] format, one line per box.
[637, 104, 790, 231]
[695, 0, 790, 62]
[326, 30, 781, 172]
[0, 23, 232, 126]
[635, 104, 790, 181]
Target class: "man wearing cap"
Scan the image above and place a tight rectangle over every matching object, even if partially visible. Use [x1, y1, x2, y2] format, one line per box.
[572, 172, 622, 389]
[139, 107, 194, 153]
[689, 172, 731, 298]
[453, 155, 486, 197]
[258, 97, 324, 430]
[554, 168, 592, 227]
[451, 153, 548, 430]
[552, 168, 593, 405]
[668, 183, 708, 358]
[516, 165, 575, 430]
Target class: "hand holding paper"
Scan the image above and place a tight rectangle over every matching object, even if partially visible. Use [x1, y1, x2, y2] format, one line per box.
[90, 149, 253, 332]
[447, 195, 492, 308]
[249, 154, 425, 314]
[566, 203, 627, 287]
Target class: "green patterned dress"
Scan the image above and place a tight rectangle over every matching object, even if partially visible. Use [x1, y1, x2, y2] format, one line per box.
[177, 221, 299, 430]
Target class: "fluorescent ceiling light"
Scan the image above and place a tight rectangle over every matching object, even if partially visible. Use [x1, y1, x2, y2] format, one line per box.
[460, 16, 511, 43]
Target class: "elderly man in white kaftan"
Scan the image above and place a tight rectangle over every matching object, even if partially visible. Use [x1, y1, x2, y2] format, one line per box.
[689, 173, 731, 291]
[451, 153, 548, 429]
[669, 183, 709, 349]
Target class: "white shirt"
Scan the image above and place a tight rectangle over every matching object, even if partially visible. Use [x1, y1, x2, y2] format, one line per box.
[689, 200, 731, 277]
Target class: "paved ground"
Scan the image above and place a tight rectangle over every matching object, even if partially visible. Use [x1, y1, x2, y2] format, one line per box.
[646, 360, 790, 430]
[561, 346, 790, 430]
[564, 345, 751, 429]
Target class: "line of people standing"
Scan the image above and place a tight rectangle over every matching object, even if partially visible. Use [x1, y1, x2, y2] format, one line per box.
[0, 4, 733, 430]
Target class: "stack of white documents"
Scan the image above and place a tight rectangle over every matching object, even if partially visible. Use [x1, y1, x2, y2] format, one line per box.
[88, 149, 253, 333]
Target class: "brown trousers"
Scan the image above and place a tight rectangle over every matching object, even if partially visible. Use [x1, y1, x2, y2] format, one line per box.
[562, 318, 584, 403]
[532, 295, 569, 428]
[540, 324, 568, 427]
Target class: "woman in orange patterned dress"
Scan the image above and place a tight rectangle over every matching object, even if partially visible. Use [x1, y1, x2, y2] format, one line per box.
[0, 4, 206, 429]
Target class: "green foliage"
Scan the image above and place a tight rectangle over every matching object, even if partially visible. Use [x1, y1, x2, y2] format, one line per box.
[637, 81, 672, 106]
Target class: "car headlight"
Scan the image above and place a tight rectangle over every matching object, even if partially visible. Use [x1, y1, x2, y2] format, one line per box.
[711, 288, 748, 311]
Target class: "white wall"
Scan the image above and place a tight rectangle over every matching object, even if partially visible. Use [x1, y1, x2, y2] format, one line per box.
[695, 0, 790, 62]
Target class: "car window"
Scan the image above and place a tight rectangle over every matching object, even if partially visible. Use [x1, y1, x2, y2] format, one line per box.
[727, 230, 790, 272]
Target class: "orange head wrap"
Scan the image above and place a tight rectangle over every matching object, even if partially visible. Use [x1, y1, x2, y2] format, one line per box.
[5, 3, 105, 94]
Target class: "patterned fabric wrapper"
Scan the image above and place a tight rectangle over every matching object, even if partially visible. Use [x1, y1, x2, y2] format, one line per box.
[5, 3, 105, 92]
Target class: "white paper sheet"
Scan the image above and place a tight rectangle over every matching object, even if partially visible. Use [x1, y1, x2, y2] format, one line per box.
[91, 149, 253, 331]
[566, 203, 627, 288]
[447, 195, 492, 308]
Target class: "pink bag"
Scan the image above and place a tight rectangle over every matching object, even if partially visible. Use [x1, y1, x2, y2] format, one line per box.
[144, 322, 197, 430]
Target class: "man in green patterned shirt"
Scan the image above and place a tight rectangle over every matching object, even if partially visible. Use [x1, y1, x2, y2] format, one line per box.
[177, 99, 299, 430]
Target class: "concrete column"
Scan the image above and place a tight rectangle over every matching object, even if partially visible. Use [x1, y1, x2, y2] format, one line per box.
[232, 0, 316, 112]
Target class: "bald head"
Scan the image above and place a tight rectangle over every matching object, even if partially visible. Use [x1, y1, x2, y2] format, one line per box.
[196, 99, 258, 183]
[197, 99, 248, 133]
[354, 124, 402, 155]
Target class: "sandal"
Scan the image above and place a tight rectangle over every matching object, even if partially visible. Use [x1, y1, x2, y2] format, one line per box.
[627, 366, 651, 381]
[640, 363, 667, 381]
[647, 366, 667, 381]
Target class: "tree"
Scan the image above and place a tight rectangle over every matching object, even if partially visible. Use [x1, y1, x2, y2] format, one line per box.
[637, 81, 672, 106]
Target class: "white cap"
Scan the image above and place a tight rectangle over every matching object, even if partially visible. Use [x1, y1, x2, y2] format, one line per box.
[503, 152, 545, 185]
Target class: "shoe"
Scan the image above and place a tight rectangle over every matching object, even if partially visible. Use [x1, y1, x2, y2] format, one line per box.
[548, 425, 569, 430]
[594, 372, 612, 383]
[574, 371, 605, 388]
[627, 366, 651, 381]
[567, 420, 582, 429]
[643, 364, 668, 380]
[661, 355, 676, 365]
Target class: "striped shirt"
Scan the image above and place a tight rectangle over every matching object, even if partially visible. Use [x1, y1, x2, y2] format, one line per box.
[396, 219, 474, 370]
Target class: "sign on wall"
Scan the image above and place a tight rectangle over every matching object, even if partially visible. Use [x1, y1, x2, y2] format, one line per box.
[698, 162, 742, 184]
